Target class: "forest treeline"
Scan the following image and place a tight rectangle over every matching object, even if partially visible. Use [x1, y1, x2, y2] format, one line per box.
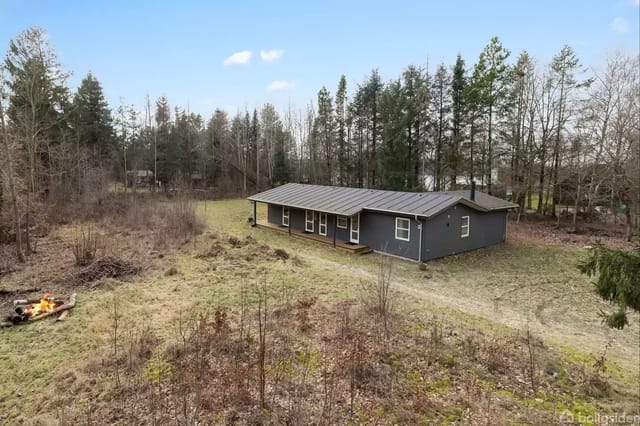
[1, 27, 639, 261]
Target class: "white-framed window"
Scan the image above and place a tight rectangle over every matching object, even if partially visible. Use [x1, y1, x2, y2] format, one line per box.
[319, 213, 327, 236]
[305, 210, 314, 232]
[282, 206, 289, 227]
[337, 216, 348, 229]
[395, 217, 410, 241]
[461, 216, 470, 238]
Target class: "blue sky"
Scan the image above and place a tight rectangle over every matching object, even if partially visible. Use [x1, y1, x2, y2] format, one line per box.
[1, 0, 638, 118]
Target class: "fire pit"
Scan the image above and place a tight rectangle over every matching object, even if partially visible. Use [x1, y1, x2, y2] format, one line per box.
[2, 293, 77, 327]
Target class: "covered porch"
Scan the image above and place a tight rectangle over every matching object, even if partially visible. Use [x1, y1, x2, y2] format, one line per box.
[254, 220, 372, 254]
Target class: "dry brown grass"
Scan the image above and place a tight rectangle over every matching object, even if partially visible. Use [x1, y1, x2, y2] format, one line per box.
[1, 198, 637, 425]
[39, 291, 629, 425]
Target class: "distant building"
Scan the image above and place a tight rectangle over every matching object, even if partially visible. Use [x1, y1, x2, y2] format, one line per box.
[127, 170, 154, 188]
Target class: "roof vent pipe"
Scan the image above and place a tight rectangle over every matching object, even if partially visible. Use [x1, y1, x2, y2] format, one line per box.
[470, 181, 476, 201]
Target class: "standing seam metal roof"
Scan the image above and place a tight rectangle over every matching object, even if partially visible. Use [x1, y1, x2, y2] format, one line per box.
[248, 183, 518, 218]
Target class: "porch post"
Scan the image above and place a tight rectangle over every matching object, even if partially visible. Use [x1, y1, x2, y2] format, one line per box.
[333, 215, 337, 248]
[288, 210, 292, 236]
[252, 201, 257, 227]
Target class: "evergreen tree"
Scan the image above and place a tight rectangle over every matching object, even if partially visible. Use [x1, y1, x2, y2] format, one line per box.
[450, 54, 467, 189]
[4, 26, 70, 252]
[335, 75, 348, 186]
[72, 73, 114, 161]
[364, 70, 382, 187]
[379, 80, 409, 190]
[471, 36, 511, 194]
[430, 63, 451, 191]
[579, 243, 640, 330]
[154, 96, 179, 188]
[402, 65, 428, 190]
[312, 86, 335, 184]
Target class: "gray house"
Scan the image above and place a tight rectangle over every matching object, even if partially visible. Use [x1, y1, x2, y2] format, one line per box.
[248, 183, 518, 262]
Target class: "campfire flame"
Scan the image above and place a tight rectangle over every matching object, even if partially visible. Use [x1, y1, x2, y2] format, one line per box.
[24, 293, 60, 317]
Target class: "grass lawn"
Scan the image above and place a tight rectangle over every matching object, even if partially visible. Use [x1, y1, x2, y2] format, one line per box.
[0, 198, 637, 424]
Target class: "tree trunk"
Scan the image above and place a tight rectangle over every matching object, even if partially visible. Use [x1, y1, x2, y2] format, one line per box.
[572, 183, 581, 232]
[0, 105, 25, 262]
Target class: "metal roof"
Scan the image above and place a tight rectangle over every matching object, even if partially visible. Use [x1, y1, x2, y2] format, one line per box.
[248, 183, 518, 218]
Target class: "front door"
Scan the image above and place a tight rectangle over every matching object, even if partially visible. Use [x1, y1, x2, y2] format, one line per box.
[350, 214, 360, 244]
[319, 213, 327, 236]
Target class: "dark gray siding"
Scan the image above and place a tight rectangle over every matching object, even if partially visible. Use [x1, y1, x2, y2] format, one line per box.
[267, 202, 507, 262]
[422, 204, 507, 261]
[267, 203, 284, 225]
[359, 212, 421, 261]
[266, 204, 350, 241]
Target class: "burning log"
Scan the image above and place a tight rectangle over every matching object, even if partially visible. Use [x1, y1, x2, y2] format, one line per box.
[28, 293, 76, 322]
[14, 297, 65, 306]
[3, 293, 78, 326]
[56, 310, 69, 322]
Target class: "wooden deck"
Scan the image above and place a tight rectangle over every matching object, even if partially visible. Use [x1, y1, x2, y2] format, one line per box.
[255, 220, 372, 254]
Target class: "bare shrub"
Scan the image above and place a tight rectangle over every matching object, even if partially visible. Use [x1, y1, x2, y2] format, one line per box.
[161, 197, 203, 239]
[126, 322, 159, 372]
[295, 297, 317, 331]
[359, 257, 395, 338]
[255, 281, 268, 409]
[72, 226, 101, 266]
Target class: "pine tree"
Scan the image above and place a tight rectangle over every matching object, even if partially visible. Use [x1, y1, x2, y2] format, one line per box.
[379, 80, 409, 190]
[312, 86, 335, 184]
[402, 65, 428, 190]
[4, 26, 69, 253]
[72, 73, 114, 161]
[471, 36, 511, 194]
[430, 63, 451, 191]
[364, 70, 382, 187]
[450, 54, 467, 189]
[579, 243, 640, 329]
[335, 75, 348, 186]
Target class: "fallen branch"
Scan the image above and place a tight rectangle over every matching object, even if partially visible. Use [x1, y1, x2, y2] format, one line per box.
[56, 310, 69, 322]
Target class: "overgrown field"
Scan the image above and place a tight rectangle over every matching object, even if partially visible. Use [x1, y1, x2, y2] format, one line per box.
[0, 198, 638, 425]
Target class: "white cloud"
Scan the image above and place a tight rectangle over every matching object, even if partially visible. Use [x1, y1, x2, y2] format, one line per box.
[223, 50, 252, 66]
[267, 80, 296, 92]
[260, 49, 284, 62]
[611, 17, 629, 33]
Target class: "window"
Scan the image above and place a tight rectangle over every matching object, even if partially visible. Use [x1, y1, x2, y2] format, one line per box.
[395, 217, 410, 241]
[282, 206, 289, 227]
[319, 213, 327, 236]
[337, 216, 348, 229]
[461, 216, 470, 238]
[305, 210, 314, 232]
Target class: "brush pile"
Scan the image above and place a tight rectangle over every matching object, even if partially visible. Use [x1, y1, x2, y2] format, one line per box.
[76, 256, 140, 284]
